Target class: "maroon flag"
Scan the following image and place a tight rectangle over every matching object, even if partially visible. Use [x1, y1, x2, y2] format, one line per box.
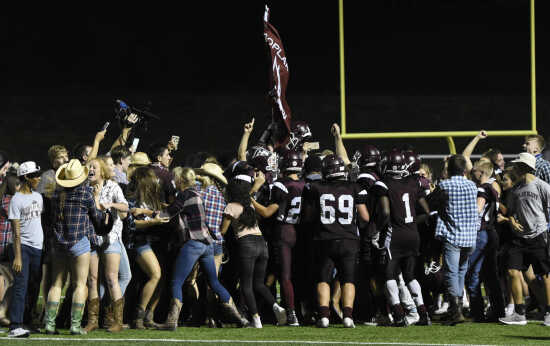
[264, 5, 292, 147]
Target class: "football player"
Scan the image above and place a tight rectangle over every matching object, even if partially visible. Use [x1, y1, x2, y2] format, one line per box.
[301, 154, 369, 328]
[372, 149, 431, 326]
[251, 150, 305, 326]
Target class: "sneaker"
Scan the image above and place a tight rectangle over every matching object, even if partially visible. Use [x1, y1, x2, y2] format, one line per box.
[272, 303, 287, 326]
[7, 327, 30, 338]
[252, 315, 263, 329]
[405, 310, 420, 325]
[362, 316, 377, 326]
[287, 310, 300, 326]
[505, 304, 514, 317]
[343, 317, 355, 328]
[417, 310, 432, 326]
[434, 302, 449, 315]
[543, 312, 550, 327]
[316, 317, 329, 328]
[499, 312, 527, 326]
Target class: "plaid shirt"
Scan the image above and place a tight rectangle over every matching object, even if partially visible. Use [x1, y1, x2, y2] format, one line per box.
[51, 183, 106, 250]
[0, 195, 12, 260]
[435, 175, 480, 248]
[196, 181, 226, 243]
[535, 154, 550, 184]
[168, 188, 214, 244]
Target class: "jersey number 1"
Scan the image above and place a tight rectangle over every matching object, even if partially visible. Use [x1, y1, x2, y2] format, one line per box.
[402, 193, 413, 224]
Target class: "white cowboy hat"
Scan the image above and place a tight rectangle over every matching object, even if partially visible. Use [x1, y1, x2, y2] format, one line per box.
[55, 159, 89, 188]
[17, 161, 40, 177]
[195, 162, 228, 185]
[512, 152, 536, 171]
[130, 152, 151, 166]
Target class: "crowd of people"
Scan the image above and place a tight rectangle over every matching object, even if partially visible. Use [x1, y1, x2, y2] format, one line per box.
[1, 114, 550, 338]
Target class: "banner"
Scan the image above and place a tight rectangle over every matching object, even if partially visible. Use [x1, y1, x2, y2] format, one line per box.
[263, 5, 292, 147]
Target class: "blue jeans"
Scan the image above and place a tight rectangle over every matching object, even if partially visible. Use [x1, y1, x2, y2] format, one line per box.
[466, 230, 488, 299]
[8, 244, 42, 328]
[171, 240, 231, 303]
[442, 241, 474, 298]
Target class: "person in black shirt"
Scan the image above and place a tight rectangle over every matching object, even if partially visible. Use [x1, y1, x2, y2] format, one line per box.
[251, 150, 305, 326]
[301, 155, 369, 328]
[467, 160, 503, 321]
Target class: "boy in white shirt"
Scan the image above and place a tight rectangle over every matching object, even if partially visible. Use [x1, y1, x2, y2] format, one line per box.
[7, 162, 43, 338]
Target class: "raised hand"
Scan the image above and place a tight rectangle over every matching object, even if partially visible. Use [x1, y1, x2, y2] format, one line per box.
[244, 118, 255, 134]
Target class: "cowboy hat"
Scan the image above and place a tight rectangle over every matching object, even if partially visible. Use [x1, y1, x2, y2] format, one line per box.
[130, 152, 151, 166]
[512, 152, 536, 171]
[195, 162, 228, 185]
[55, 159, 89, 188]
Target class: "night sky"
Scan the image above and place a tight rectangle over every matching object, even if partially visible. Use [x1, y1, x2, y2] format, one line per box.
[2, 1, 549, 169]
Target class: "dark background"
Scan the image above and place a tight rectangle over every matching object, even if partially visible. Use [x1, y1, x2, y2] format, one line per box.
[2, 1, 549, 173]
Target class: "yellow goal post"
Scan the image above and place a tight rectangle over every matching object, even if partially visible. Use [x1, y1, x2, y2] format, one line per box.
[338, 0, 538, 154]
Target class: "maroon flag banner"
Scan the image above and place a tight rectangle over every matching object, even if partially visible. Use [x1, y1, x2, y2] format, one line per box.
[264, 5, 292, 146]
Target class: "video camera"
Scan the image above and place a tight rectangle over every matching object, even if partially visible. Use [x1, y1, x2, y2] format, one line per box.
[114, 99, 160, 132]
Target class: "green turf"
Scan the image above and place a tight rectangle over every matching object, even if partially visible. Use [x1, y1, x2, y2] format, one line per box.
[1, 322, 550, 345]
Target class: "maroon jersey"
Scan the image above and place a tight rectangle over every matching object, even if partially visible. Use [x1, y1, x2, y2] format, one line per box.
[302, 180, 367, 241]
[478, 182, 499, 231]
[372, 175, 424, 254]
[270, 177, 306, 225]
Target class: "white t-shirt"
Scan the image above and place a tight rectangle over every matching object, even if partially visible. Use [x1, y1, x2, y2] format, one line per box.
[98, 180, 128, 243]
[8, 191, 44, 250]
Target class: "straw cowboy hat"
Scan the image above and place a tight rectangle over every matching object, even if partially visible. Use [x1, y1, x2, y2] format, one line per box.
[55, 159, 89, 188]
[130, 152, 151, 166]
[512, 152, 536, 171]
[195, 162, 228, 185]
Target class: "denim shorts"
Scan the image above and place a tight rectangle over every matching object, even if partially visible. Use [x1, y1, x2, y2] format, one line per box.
[135, 243, 152, 256]
[68, 236, 91, 258]
[103, 239, 122, 255]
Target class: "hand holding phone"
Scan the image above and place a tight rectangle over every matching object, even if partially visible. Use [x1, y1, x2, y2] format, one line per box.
[170, 135, 180, 151]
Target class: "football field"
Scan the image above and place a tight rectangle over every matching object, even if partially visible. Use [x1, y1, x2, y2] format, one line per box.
[1, 322, 549, 345]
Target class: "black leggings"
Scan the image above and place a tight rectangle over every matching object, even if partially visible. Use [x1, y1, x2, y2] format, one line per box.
[237, 235, 275, 315]
[273, 224, 297, 310]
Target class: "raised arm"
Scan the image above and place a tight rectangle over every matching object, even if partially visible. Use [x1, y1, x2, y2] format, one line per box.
[462, 130, 487, 172]
[237, 118, 255, 161]
[110, 113, 139, 152]
[331, 123, 351, 166]
[88, 129, 107, 161]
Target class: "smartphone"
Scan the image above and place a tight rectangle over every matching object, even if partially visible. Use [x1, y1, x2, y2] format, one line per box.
[171, 135, 180, 150]
[303, 142, 319, 151]
[130, 138, 140, 153]
[101, 122, 110, 131]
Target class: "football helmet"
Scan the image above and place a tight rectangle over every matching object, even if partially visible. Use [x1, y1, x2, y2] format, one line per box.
[322, 154, 347, 180]
[280, 150, 303, 173]
[360, 144, 381, 168]
[384, 149, 408, 175]
[403, 150, 421, 174]
[247, 145, 278, 173]
[286, 120, 312, 151]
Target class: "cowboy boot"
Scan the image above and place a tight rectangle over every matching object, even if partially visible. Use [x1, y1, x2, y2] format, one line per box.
[157, 298, 183, 331]
[144, 308, 160, 329]
[132, 306, 146, 329]
[103, 300, 114, 329]
[107, 298, 124, 333]
[220, 297, 249, 327]
[69, 302, 87, 335]
[84, 298, 99, 332]
[44, 301, 59, 335]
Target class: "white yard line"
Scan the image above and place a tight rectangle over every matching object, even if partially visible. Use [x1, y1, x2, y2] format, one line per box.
[0, 337, 499, 346]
